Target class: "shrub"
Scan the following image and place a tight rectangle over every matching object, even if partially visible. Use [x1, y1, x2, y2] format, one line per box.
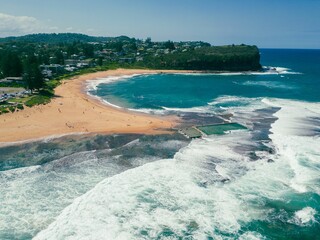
[17, 104, 24, 110]
[8, 106, 16, 112]
[45, 80, 61, 90]
[39, 89, 54, 97]
[25, 95, 50, 107]
[0, 108, 9, 114]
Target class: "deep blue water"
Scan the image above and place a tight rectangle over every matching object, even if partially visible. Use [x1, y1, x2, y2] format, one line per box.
[1, 49, 320, 240]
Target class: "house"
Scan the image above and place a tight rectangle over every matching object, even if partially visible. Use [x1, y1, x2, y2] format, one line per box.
[40, 64, 64, 75]
[119, 58, 134, 64]
[64, 59, 79, 66]
[0, 77, 24, 83]
[41, 69, 53, 78]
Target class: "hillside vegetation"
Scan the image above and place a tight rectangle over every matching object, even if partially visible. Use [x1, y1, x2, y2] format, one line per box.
[0, 33, 113, 44]
[141, 45, 261, 71]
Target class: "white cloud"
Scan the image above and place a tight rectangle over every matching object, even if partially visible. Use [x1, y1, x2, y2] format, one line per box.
[0, 13, 59, 37]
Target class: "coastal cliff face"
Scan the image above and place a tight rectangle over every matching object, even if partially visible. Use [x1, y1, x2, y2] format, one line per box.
[144, 45, 262, 71]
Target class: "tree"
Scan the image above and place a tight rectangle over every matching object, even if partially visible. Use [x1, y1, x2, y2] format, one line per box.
[82, 43, 94, 58]
[114, 42, 123, 53]
[67, 43, 77, 56]
[54, 50, 64, 65]
[23, 57, 44, 92]
[164, 41, 175, 50]
[97, 57, 103, 66]
[129, 43, 137, 52]
[1, 52, 23, 77]
[39, 53, 50, 65]
[145, 37, 152, 44]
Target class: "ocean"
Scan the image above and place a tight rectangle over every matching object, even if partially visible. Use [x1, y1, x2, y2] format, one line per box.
[1, 49, 320, 239]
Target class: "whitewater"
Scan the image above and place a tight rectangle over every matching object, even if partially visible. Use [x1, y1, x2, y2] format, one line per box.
[31, 97, 320, 240]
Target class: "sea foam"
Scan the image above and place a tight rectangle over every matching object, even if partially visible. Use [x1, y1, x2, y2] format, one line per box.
[172, 66, 302, 76]
[292, 207, 317, 226]
[264, 98, 320, 194]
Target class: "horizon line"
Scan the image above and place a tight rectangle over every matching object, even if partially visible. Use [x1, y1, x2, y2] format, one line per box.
[0, 32, 319, 50]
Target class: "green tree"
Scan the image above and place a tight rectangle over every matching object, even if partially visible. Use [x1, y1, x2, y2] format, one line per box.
[39, 53, 50, 65]
[164, 41, 175, 50]
[67, 43, 78, 56]
[97, 57, 103, 66]
[54, 50, 64, 65]
[130, 43, 137, 52]
[145, 37, 152, 44]
[82, 44, 94, 58]
[114, 42, 123, 52]
[1, 52, 23, 77]
[23, 57, 44, 92]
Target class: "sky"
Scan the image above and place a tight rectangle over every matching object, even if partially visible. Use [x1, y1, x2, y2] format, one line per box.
[0, 0, 319, 49]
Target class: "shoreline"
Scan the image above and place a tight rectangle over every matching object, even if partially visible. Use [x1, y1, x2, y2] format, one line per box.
[0, 69, 192, 145]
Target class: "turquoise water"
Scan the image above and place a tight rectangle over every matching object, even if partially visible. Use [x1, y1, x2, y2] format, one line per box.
[1, 49, 320, 239]
[94, 49, 320, 111]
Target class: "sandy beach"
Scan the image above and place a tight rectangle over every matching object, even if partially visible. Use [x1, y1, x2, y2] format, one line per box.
[0, 69, 187, 145]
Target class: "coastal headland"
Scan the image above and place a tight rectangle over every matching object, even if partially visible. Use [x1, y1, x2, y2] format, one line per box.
[0, 69, 190, 145]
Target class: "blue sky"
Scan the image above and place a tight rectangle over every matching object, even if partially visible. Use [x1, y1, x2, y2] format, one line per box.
[0, 0, 319, 48]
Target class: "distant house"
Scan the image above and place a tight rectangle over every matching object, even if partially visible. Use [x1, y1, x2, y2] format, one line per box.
[71, 54, 79, 59]
[119, 58, 134, 64]
[40, 64, 64, 75]
[156, 49, 165, 54]
[7, 77, 23, 82]
[64, 59, 79, 66]
[0, 77, 24, 83]
[81, 59, 95, 67]
[41, 69, 53, 78]
[102, 49, 114, 55]
[76, 62, 89, 68]
[64, 66, 77, 72]
[146, 48, 154, 53]
[64, 59, 94, 68]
